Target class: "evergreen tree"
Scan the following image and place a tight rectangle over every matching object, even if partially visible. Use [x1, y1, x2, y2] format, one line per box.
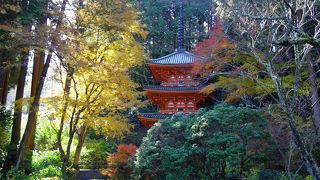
[138, 0, 214, 58]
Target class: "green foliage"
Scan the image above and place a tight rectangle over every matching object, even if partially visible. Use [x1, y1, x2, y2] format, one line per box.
[139, 0, 214, 57]
[247, 169, 290, 180]
[36, 165, 61, 179]
[80, 136, 116, 168]
[31, 150, 61, 178]
[6, 169, 31, 180]
[133, 104, 271, 179]
[35, 117, 58, 151]
[0, 106, 11, 166]
[18, 0, 47, 25]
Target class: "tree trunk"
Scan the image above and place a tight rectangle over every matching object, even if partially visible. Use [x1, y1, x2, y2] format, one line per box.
[0, 65, 5, 105]
[286, 112, 320, 179]
[2, 52, 29, 171]
[12, 52, 29, 145]
[31, 50, 45, 98]
[73, 125, 89, 168]
[307, 57, 320, 130]
[25, 51, 45, 155]
[26, 0, 47, 153]
[57, 70, 73, 178]
[1, 67, 10, 105]
[14, 0, 67, 169]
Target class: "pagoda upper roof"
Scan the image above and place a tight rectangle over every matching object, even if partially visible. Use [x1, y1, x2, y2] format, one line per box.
[145, 85, 205, 91]
[148, 48, 201, 65]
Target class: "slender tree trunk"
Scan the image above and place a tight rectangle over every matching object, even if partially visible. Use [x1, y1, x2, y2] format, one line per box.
[307, 56, 320, 130]
[73, 125, 89, 168]
[14, 0, 67, 169]
[0, 64, 5, 105]
[0, 50, 10, 106]
[1, 67, 10, 105]
[57, 70, 74, 178]
[286, 112, 320, 179]
[2, 52, 29, 171]
[61, 111, 82, 177]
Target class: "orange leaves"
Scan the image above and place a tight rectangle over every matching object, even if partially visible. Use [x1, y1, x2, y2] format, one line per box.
[193, 22, 236, 76]
[102, 144, 138, 178]
[117, 144, 138, 155]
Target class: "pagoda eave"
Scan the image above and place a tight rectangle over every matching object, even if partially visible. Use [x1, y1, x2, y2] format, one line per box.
[147, 63, 193, 67]
[138, 113, 173, 128]
[145, 89, 203, 94]
[138, 116, 159, 128]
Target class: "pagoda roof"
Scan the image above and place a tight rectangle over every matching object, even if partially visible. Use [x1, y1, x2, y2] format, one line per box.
[139, 113, 172, 120]
[148, 48, 202, 65]
[145, 85, 205, 91]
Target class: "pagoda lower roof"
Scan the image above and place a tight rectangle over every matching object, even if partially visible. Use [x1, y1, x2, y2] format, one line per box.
[139, 113, 172, 120]
[144, 85, 205, 91]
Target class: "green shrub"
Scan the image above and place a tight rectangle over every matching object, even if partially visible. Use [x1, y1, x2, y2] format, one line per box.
[35, 117, 58, 151]
[80, 136, 116, 168]
[0, 106, 11, 165]
[133, 104, 272, 179]
[6, 169, 31, 180]
[258, 170, 287, 180]
[37, 165, 61, 178]
[32, 150, 61, 178]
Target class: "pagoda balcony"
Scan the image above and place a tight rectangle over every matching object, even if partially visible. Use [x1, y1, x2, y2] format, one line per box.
[158, 110, 198, 114]
[144, 85, 205, 92]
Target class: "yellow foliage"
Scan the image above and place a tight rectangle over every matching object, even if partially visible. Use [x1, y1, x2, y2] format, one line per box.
[43, 0, 146, 139]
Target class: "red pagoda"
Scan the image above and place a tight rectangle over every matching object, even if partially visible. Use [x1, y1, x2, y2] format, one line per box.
[138, 2, 213, 128]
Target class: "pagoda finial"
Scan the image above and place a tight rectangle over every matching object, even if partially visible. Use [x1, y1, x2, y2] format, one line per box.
[178, 0, 184, 50]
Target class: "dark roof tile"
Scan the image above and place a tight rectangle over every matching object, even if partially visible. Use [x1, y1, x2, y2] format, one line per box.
[145, 85, 205, 91]
[139, 113, 172, 119]
[148, 48, 202, 65]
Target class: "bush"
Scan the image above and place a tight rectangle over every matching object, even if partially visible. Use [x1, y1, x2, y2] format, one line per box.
[102, 144, 138, 179]
[32, 150, 61, 179]
[133, 104, 271, 179]
[37, 165, 61, 178]
[0, 106, 11, 165]
[6, 169, 31, 180]
[35, 117, 59, 151]
[80, 135, 117, 169]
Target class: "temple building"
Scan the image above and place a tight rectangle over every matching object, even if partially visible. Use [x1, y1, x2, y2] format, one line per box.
[138, 2, 213, 128]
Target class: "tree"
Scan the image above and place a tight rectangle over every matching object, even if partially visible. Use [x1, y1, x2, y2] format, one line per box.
[14, 0, 68, 170]
[1, 0, 49, 172]
[205, 0, 320, 178]
[133, 104, 270, 179]
[138, 0, 214, 58]
[0, 1, 20, 106]
[40, 0, 146, 177]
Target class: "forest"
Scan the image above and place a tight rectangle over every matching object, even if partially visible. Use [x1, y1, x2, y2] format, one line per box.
[0, 0, 320, 179]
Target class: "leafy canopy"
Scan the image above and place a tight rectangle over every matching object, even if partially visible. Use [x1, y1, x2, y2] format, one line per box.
[133, 104, 271, 179]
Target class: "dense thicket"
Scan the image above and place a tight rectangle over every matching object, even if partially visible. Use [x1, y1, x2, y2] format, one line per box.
[133, 104, 274, 179]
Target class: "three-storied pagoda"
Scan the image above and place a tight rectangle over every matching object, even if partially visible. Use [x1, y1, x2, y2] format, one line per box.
[138, 2, 213, 128]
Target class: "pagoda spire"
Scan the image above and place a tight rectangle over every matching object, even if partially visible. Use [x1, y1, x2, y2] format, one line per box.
[178, 0, 184, 50]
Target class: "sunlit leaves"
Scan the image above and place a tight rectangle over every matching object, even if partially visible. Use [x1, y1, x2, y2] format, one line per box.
[44, 0, 146, 139]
